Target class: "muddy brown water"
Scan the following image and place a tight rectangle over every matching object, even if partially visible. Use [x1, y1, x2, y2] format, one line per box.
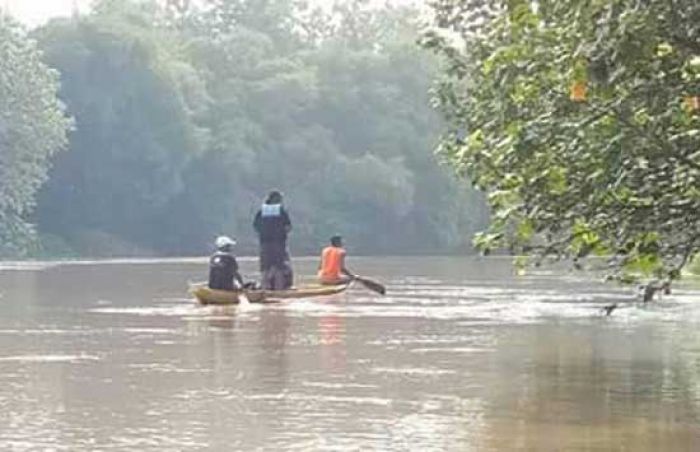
[0, 257, 699, 451]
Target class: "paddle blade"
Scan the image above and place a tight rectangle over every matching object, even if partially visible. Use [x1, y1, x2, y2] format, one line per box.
[357, 277, 386, 295]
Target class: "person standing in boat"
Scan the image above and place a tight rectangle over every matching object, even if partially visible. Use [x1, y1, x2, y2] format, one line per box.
[318, 235, 354, 285]
[208, 236, 244, 290]
[253, 190, 293, 290]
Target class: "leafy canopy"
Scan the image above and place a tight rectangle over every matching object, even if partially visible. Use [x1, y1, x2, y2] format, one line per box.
[26, 0, 488, 256]
[0, 14, 71, 256]
[424, 0, 700, 280]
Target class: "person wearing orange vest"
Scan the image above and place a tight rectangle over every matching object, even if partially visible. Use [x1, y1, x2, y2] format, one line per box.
[318, 235, 354, 285]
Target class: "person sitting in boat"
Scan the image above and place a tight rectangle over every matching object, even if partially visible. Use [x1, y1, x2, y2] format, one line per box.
[208, 236, 244, 291]
[318, 235, 354, 285]
[253, 190, 293, 290]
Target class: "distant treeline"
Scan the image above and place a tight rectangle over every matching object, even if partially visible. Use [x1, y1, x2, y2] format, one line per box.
[2, 0, 488, 258]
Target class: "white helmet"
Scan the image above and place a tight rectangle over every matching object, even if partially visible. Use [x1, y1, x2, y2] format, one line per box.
[215, 235, 236, 250]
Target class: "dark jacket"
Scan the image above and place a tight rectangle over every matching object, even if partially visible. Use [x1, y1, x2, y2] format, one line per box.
[253, 203, 292, 271]
[253, 203, 291, 243]
[208, 251, 239, 290]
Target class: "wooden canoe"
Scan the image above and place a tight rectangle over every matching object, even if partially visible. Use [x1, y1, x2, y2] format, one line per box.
[189, 282, 350, 306]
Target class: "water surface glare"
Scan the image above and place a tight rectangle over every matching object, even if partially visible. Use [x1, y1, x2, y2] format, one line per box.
[1, 257, 700, 451]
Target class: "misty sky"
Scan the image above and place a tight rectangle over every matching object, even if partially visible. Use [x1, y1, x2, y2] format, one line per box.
[4, 0, 92, 25]
[3, 0, 418, 26]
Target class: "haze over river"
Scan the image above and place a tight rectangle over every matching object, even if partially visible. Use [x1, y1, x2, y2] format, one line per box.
[1, 257, 700, 451]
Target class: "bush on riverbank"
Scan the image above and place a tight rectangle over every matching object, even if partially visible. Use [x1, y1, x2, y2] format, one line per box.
[689, 257, 700, 276]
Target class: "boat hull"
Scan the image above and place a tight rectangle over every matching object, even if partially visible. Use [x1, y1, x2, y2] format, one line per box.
[189, 282, 350, 306]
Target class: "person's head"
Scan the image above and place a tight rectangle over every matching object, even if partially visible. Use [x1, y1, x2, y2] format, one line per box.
[215, 235, 236, 252]
[330, 235, 343, 247]
[265, 190, 283, 205]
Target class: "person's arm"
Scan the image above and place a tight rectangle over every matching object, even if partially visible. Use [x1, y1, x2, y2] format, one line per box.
[340, 253, 354, 278]
[232, 258, 244, 288]
[282, 208, 291, 233]
[253, 210, 262, 234]
[317, 248, 326, 272]
[234, 272, 245, 288]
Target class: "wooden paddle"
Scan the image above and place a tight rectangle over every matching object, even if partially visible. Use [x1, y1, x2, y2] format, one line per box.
[352, 275, 386, 295]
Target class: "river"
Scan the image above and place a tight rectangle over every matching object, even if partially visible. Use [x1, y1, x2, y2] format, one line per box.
[0, 257, 699, 451]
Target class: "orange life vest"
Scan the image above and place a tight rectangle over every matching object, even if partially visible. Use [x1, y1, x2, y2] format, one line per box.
[318, 246, 346, 283]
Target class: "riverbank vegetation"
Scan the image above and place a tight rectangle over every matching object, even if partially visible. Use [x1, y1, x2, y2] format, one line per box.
[1, 0, 489, 258]
[0, 15, 71, 257]
[424, 0, 700, 280]
[6, 0, 697, 278]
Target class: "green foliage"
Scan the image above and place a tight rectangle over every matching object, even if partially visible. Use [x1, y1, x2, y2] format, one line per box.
[689, 255, 700, 275]
[23, 0, 488, 257]
[34, 3, 207, 252]
[166, 0, 487, 255]
[424, 0, 700, 280]
[0, 15, 71, 257]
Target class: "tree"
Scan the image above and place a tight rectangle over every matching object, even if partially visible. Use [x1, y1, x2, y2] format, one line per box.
[26, 0, 488, 257]
[34, 1, 208, 254]
[307, 4, 488, 253]
[168, 0, 488, 255]
[424, 0, 700, 280]
[199, 0, 304, 47]
[0, 14, 71, 257]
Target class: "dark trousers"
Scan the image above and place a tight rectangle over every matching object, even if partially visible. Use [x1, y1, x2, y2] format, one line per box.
[259, 241, 289, 271]
[259, 241, 293, 290]
[262, 264, 293, 290]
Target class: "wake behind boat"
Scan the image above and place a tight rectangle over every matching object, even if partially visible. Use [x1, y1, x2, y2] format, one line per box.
[189, 281, 351, 306]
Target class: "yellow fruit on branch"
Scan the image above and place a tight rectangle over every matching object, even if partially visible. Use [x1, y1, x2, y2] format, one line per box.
[570, 80, 587, 102]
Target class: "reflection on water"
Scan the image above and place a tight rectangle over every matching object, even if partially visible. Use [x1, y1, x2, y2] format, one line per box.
[0, 257, 699, 450]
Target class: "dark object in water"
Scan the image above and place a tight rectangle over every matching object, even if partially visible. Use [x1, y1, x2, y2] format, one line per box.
[602, 303, 618, 316]
[641, 280, 672, 303]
